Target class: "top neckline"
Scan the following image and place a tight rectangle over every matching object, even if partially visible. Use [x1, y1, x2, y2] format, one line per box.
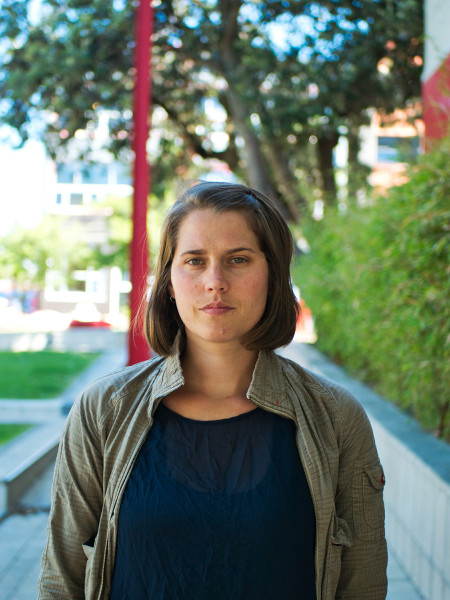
[158, 402, 260, 425]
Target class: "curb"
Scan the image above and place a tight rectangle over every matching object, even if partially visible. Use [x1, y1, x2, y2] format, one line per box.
[0, 420, 65, 517]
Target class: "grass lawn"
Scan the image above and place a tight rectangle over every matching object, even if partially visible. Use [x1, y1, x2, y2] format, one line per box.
[0, 351, 100, 399]
[0, 424, 33, 446]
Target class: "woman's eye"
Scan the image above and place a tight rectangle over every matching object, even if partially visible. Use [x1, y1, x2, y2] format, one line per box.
[230, 256, 247, 264]
[186, 258, 204, 266]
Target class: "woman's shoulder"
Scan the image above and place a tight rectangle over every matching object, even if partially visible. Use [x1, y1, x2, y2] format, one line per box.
[74, 355, 167, 417]
[274, 352, 368, 423]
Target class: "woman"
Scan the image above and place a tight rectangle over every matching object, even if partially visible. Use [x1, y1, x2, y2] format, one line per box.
[39, 181, 387, 599]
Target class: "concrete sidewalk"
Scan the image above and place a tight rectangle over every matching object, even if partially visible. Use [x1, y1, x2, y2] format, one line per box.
[0, 463, 54, 600]
[0, 341, 425, 599]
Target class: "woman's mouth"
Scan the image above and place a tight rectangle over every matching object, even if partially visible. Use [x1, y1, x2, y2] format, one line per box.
[200, 302, 234, 315]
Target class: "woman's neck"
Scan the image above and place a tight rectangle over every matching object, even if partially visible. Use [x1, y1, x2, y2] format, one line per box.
[181, 339, 258, 400]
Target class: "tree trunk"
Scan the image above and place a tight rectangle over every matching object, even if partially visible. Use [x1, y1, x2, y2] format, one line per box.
[224, 86, 278, 199]
[218, 0, 280, 202]
[347, 127, 371, 203]
[262, 141, 306, 221]
[317, 133, 338, 205]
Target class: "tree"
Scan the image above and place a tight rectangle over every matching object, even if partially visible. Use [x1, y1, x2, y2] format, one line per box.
[0, 215, 93, 287]
[0, 0, 423, 217]
[87, 192, 173, 273]
[292, 137, 450, 439]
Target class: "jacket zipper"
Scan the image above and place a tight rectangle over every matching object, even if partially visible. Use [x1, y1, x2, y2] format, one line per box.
[247, 394, 321, 600]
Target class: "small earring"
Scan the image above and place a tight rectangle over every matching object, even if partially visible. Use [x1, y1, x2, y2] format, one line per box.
[169, 296, 176, 303]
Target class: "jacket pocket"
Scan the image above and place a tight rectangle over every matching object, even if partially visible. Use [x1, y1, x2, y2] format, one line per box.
[82, 535, 96, 559]
[327, 517, 353, 597]
[353, 461, 385, 541]
[332, 517, 353, 548]
[82, 534, 96, 590]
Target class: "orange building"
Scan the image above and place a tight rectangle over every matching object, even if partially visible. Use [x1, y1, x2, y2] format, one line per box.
[422, 0, 450, 142]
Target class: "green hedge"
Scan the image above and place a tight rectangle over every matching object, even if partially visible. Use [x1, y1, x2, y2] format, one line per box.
[292, 141, 450, 440]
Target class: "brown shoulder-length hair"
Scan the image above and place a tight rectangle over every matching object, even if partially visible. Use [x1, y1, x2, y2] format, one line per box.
[145, 181, 299, 356]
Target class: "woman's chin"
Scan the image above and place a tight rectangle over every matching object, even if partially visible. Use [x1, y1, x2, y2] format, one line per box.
[185, 328, 243, 347]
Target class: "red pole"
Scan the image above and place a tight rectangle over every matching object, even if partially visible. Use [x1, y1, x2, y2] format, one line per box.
[128, 0, 153, 365]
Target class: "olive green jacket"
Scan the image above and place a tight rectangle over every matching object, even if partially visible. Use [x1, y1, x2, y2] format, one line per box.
[38, 337, 387, 599]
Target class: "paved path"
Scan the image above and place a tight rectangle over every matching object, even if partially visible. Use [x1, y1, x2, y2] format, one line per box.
[0, 464, 53, 600]
[0, 341, 425, 599]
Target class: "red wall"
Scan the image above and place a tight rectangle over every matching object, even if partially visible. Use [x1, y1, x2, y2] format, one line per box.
[422, 54, 450, 141]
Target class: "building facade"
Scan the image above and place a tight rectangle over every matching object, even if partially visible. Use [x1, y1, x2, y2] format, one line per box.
[422, 0, 450, 141]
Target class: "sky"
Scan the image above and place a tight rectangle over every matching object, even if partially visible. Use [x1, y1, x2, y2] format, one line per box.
[0, 130, 49, 236]
[0, 0, 49, 236]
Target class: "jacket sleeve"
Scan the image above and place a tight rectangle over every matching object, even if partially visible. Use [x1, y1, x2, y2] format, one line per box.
[335, 389, 388, 599]
[38, 390, 104, 599]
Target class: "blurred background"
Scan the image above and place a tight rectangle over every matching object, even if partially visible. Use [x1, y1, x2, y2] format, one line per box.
[0, 2, 449, 599]
[0, 0, 447, 439]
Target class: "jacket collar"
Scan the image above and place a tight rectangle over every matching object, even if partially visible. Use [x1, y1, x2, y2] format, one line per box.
[248, 349, 293, 417]
[146, 331, 185, 414]
[146, 331, 292, 418]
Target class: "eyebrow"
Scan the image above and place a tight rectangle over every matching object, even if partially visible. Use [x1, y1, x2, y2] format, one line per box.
[180, 247, 257, 257]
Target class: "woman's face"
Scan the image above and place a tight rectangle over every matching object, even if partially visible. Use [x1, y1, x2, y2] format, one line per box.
[169, 209, 269, 350]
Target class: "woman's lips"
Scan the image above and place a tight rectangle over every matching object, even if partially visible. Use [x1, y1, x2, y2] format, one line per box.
[200, 303, 234, 315]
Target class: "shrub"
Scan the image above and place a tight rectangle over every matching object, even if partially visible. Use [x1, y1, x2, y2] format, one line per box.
[293, 140, 450, 440]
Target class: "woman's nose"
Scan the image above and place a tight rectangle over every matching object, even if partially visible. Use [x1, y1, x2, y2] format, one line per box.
[205, 264, 229, 292]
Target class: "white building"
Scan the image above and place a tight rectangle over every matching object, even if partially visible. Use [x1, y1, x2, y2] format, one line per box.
[1, 112, 134, 323]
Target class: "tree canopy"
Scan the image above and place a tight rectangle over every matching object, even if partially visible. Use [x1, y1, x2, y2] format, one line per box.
[0, 0, 423, 218]
[0, 214, 93, 286]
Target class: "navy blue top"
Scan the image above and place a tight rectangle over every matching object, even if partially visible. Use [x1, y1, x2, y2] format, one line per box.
[110, 403, 316, 600]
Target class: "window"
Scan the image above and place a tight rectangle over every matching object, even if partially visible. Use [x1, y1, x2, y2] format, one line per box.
[81, 164, 109, 184]
[116, 162, 132, 185]
[56, 163, 76, 183]
[70, 193, 83, 205]
[377, 136, 419, 163]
